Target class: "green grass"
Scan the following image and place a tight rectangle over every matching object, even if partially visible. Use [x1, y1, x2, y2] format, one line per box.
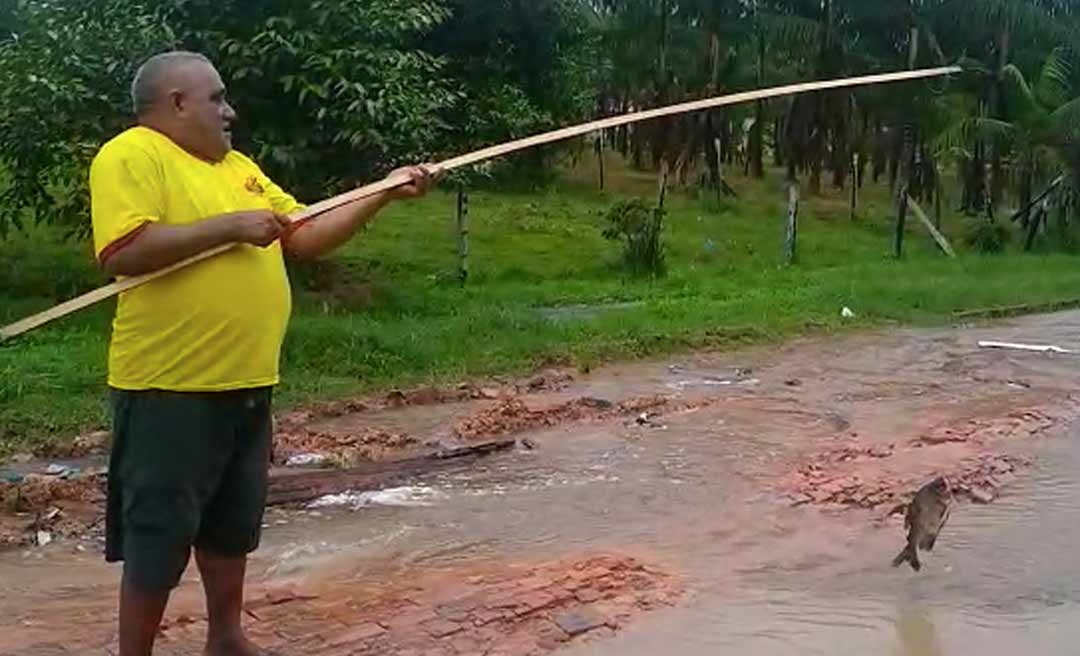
[3, 157, 1080, 456]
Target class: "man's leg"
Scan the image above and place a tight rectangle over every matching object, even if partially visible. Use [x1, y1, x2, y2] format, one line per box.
[197, 549, 259, 656]
[118, 570, 172, 656]
[107, 388, 235, 656]
[196, 387, 274, 656]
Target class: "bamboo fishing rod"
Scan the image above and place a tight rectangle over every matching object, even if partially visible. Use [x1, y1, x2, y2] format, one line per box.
[1, 65, 960, 342]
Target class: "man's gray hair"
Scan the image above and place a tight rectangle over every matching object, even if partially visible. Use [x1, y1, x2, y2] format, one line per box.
[130, 51, 211, 116]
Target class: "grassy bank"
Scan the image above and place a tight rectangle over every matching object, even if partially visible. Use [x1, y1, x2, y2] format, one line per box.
[3, 157, 1079, 456]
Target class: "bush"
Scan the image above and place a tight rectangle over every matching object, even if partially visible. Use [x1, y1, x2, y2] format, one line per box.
[965, 220, 1012, 254]
[0, 221, 102, 300]
[601, 198, 667, 277]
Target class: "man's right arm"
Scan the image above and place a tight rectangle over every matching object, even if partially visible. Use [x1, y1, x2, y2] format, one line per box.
[100, 210, 290, 277]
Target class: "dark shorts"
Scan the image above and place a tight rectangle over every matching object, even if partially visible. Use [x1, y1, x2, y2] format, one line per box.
[105, 386, 273, 591]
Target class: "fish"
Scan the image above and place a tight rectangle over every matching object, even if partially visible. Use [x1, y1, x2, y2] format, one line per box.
[892, 476, 953, 572]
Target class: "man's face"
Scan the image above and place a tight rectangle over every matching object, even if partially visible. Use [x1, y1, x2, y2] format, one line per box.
[171, 61, 237, 162]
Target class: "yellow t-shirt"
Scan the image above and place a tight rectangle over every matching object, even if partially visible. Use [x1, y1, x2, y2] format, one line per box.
[89, 126, 302, 391]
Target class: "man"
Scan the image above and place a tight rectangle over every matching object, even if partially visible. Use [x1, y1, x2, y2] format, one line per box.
[90, 51, 437, 656]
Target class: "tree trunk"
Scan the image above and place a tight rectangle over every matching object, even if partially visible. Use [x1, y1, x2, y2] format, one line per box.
[850, 153, 858, 221]
[617, 95, 630, 158]
[774, 117, 785, 167]
[710, 32, 721, 88]
[1018, 161, 1033, 228]
[1025, 206, 1044, 251]
[888, 127, 903, 194]
[1065, 192, 1072, 233]
[934, 176, 943, 230]
[749, 34, 766, 179]
[809, 0, 832, 197]
[832, 124, 848, 190]
[705, 112, 721, 190]
[809, 152, 823, 195]
[725, 119, 736, 165]
[658, 158, 669, 210]
[658, 0, 669, 88]
[650, 0, 671, 172]
[858, 155, 868, 189]
[872, 121, 886, 183]
[596, 137, 605, 191]
[990, 29, 1010, 209]
[962, 143, 985, 214]
[895, 192, 909, 258]
[895, 26, 919, 257]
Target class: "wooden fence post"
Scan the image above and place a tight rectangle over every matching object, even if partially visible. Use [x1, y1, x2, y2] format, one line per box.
[850, 152, 858, 222]
[658, 158, 670, 210]
[934, 177, 943, 230]
[784, 182, 799, 265]
[457, 186, 469, 286]
[596, 133, 605, 191]
[894, 190, 909, 258]
[907, 195, 955, 257]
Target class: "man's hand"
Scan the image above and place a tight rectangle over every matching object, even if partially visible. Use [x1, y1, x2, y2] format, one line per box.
[385, 164, 440, 201]
[227, 210, 292, 247]
[100, 210, 291, 278]
[282, 164, 440, 261]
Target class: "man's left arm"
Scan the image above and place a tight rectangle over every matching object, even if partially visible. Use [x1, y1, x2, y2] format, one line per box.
[283, 165, 438, 261]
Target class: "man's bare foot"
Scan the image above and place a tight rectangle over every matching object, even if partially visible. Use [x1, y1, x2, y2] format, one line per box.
[204, 633, 270, 656]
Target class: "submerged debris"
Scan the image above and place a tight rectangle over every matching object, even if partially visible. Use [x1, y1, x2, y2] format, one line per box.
[277, 369, 577, 426]
[285, 453, 330, 468]
[453, 395, 671, 440]
[307, 486, 448, 510]
[784, 452, 1029, 510]
[272, 426, 418, 468]
[0, 474, 106, 548]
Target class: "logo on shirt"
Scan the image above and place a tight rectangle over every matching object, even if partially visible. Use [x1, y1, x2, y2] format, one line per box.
[245, 176, 265, 195]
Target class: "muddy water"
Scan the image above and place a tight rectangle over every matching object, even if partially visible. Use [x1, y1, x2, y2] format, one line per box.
[566, 431, 1080, 655]
[261, 423, 1080, 656]
[4, 312, 1080, 654]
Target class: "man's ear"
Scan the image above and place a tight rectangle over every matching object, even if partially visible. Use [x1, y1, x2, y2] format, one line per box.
[167, 89, 185, 116]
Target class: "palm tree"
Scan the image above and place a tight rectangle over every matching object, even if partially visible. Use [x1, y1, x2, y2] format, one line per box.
[932, 44, 1080, 250]
[932, 0, 1067, 215]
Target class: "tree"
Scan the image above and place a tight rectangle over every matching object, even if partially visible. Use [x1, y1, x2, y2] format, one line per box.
[424, 0, 601, 175]
[0, 0, 177, 232]
[198, 0, 458, 198]
[933, 0, 1070, 214]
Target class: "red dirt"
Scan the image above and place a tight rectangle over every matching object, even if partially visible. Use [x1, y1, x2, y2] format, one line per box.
[779, 397, 1079, 512]
[279, 369, 577, 427]
[915, 402, 1078, 446]
[269, 369, 580, 466]
[0, 474, 106, 548]
[452, 395, 670, 441]
[147, 553, 679, 656]
[272, 425, 419, 467]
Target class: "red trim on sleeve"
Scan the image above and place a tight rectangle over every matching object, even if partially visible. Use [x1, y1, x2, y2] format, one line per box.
[97, 221, 150, 267]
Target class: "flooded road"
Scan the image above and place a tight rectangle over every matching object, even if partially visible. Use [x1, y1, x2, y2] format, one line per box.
[3, 311, 1080, 655]
[569, 430, 1080, 655]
